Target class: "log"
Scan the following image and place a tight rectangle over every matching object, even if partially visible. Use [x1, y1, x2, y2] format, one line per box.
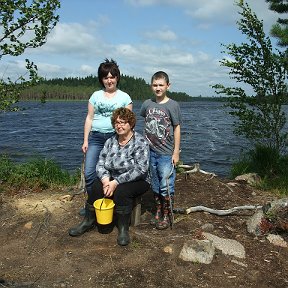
[174, 205, 262, 215]
[178, 163, 217, 179]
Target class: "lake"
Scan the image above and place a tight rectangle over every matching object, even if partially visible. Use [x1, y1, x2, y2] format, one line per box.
[0, 100, 254, 177]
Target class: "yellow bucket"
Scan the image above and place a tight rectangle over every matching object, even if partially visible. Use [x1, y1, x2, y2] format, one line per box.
[94, 198, 115, 225]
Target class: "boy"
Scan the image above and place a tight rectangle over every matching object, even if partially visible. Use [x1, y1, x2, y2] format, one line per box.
[140, 71, 182, 230]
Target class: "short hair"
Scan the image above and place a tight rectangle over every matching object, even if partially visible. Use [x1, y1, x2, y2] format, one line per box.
[98, 58, 121, 88]
[151, 71, 170, 84]
[111, 107, 136, 129]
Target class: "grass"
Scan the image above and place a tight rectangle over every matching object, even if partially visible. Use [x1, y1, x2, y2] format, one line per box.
[0, 154, 80, 193]
[231, 145, 288, 196]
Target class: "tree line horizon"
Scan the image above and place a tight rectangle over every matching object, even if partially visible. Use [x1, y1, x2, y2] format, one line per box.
[20, 74, 228, 102]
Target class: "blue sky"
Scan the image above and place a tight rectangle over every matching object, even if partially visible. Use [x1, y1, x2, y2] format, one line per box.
[1, 0, 281, 97]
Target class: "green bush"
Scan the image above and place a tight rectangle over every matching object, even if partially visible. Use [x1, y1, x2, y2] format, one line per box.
[0, 154, 79, 191]
[231, 145, 288, 195]
[0, 154, 16, 181]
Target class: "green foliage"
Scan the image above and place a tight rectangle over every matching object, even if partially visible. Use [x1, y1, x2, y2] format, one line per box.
[20, 75, 194, 101]
[266, 0, 288, 48]
[213, 0, 288, 152]
[0, 0, 60, 112]
[0, 59, 41, 111]
[0, 154, 16, 181]
[0, 154, 79, 191]
[175, 160, 186, 173]
[231, 145, 288, 195]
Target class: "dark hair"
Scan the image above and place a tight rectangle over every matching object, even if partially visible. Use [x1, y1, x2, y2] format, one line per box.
[151, 71, 170, 84]
[111, 108, 136, 129]
[98, 58, 121, 88]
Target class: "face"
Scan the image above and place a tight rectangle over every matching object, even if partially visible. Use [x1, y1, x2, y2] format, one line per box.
[102, 72, 118, 92]
[114, 117, 131, 135]
[151, 78, 170, 98]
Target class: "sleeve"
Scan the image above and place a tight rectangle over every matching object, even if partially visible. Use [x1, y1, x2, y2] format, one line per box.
[88, 91, 97, 106]
[114, 136, 150, 184]
[139, 101, 147, 117]
[170, 101, 182, 126]
[123, 92, 133, 106]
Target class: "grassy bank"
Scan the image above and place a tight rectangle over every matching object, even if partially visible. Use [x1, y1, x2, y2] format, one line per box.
[0, 154, 80, 193]
[1, 150, 287, 196]
[231, 145, 288, 196]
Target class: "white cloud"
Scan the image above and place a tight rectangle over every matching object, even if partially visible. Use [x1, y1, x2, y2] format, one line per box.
[40, 23, 98, 54]
[144, 29, 178, 41]
[0, 0, 281, 97]
[80, 64, 97, 75]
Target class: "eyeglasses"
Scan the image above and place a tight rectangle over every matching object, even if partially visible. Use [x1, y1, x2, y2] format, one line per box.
[114, 121, 127, 126]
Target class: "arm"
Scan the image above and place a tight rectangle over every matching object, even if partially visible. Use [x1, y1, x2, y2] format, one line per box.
[82, 103, 94, 153]
[125, 102, 133, 111]
[172, 124, 181, 165]
[96, 142, 115, 197]
[96, 139, 112, 180]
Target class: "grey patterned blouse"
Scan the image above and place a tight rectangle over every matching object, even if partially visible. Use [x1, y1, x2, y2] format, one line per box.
[96, 131, 150, 184]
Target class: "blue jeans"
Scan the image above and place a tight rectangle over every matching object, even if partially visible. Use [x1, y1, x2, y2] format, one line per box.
[149, 150, 176, 197]
[84, 131, 115, 195]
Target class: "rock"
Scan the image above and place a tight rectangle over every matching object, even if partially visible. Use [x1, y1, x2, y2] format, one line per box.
[163, 245, 174, 254]
[246, 209, 265, 236]
[58, 195, 72, 202]
[24, 221, 33, 229]
[235, 173, 261, 186]
[179, 239, 215, 264]
[266, 234, 288, 248]
[203, 232, 246, 259]
[201, 223, 215, 232]
[247, 198, 288, 235]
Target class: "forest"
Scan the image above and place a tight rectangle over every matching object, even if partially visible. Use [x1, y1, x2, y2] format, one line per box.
[20, 74, 222, 102]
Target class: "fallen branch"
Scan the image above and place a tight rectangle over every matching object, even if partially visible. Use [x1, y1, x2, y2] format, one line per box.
[178, 163, 217, 179]
[174, 205, 262, 215]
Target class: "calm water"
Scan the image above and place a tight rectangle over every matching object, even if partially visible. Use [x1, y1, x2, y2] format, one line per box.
[0, 100, 253, 177]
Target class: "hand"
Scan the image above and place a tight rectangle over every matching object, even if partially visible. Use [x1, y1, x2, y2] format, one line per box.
[103, 180, 118, 197]
[82, 141, 88, 153]
[172, 151, 180, 165]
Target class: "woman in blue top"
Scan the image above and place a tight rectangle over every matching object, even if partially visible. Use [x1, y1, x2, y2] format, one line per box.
[78, 59, 132, 216]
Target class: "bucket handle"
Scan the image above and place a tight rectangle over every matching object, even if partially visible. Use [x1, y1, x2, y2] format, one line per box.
[99, 196, 108, 211]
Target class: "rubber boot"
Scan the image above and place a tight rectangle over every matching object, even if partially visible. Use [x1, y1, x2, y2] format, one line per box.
[150, 194, 162, 226]
[69, 202, 96, 236]
[156, 195, 174, 230]
[116, 206, 131, 246]
[79, 207, 86, 216]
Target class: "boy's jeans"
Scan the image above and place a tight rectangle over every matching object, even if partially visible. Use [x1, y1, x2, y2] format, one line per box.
[149, 150, 176, 197]
[84, 131, 115, 196]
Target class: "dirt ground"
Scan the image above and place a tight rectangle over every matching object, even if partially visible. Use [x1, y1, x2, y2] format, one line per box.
[0, 172, 287, 288]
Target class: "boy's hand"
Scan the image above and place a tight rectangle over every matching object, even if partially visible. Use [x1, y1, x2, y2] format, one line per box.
[172, 151, 180, 165]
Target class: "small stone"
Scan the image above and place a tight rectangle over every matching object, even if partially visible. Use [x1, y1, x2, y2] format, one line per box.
[266, 234, 287, 248]
[201, 223, 214, 232]
[163, 245, 173, 254]
[24, 221, 33, 229]
[58, 195, 72, 202]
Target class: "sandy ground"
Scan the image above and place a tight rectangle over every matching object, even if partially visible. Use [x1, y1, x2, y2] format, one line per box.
[0, 173, 287, 288]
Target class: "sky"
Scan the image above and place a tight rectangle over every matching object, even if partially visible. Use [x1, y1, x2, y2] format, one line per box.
[1, 0, 282, 97]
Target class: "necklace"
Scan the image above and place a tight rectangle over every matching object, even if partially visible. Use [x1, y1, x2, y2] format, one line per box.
[118, 132, 134, 146]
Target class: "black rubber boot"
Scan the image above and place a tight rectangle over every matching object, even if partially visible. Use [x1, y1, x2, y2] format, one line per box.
[69, 202, 96, 237]
[116, 206, 131, 246]
[79, 207, 86, 216]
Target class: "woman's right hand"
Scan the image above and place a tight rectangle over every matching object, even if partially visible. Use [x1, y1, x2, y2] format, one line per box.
[82, 141, 88, 153]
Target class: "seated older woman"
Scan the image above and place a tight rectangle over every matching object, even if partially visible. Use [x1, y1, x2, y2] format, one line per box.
[69, 108, 150, 246]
